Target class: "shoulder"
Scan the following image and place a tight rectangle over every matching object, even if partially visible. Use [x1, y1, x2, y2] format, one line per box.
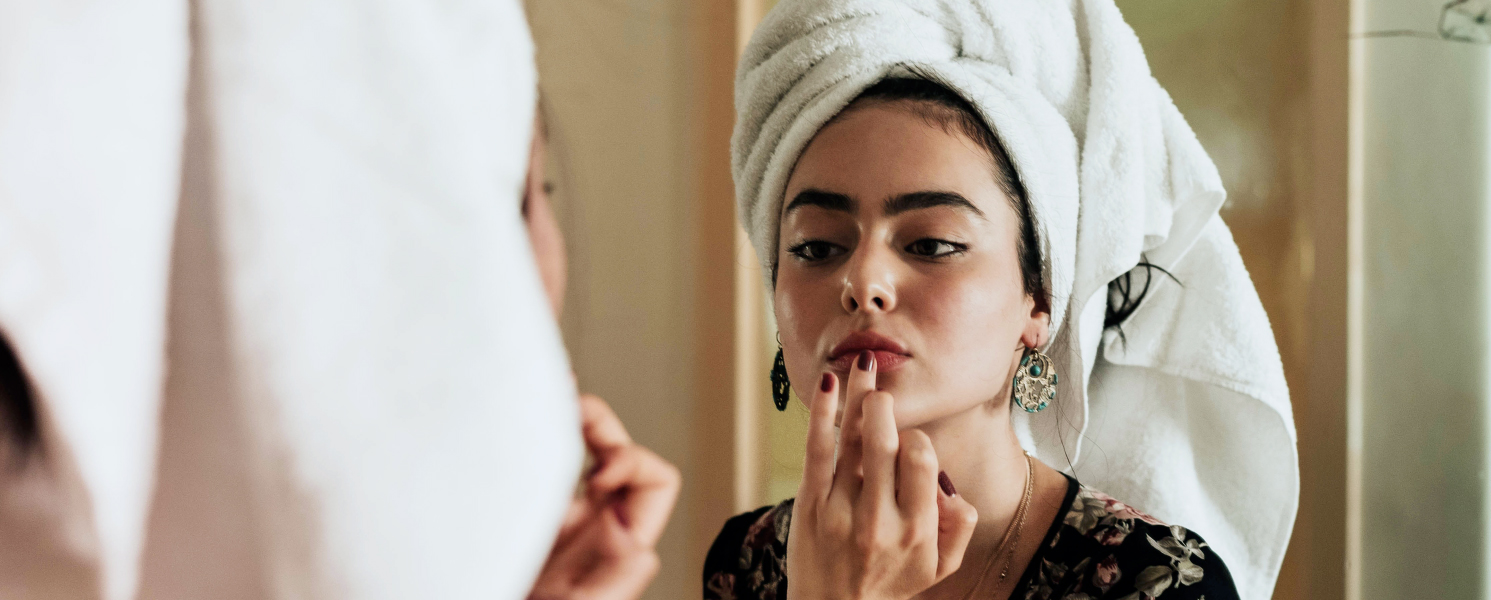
[703, 498, 794, 600]
[1023, 484, 1240, 600]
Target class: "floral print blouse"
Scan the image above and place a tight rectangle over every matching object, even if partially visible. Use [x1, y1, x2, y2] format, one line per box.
[703, 475, 1239, 600]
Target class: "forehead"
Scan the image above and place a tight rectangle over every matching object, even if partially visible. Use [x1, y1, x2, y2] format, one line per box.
[784, 103, 1006, 213]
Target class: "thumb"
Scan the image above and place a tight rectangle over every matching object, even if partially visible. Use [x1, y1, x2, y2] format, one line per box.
[933, 479, 978, 581]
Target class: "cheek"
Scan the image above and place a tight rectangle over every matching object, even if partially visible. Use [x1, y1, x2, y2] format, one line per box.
[524, 195, 567, 315]
[918, 276, 1003, 353]
[905, 267, 1027, 392]
[773, 271, 839, 386]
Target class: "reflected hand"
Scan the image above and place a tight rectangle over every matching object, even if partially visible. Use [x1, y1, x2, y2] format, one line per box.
[786, 352, 979, 600]
[529, 394, 681, 600]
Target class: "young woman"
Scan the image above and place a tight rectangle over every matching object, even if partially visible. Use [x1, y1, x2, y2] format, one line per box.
[521, 111, 682, 600]
[706, 1, 1296, 599]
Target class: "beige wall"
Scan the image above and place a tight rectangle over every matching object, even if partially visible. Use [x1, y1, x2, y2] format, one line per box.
[1118, 0, 1350, 598]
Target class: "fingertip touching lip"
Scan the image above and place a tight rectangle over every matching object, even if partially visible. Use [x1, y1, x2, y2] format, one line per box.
[828, 330, 911, 373]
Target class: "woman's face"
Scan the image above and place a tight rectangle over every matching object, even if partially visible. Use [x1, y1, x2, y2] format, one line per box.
[774, 101, 1049, 428]
[523, 117, 567, 317]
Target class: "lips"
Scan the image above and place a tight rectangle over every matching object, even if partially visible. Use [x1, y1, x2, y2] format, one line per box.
[828, 330, 911, 373]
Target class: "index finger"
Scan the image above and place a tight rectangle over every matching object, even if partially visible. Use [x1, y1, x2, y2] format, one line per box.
[800, 372, 839, 502]
[833, 351, 877, 492]
[580, 393, 632, 457]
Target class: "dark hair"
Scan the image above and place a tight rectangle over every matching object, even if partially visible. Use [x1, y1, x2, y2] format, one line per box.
[1104, 261, 1178, 343]
[796, 77, 1162, 332]
[0, 332, 37, 466]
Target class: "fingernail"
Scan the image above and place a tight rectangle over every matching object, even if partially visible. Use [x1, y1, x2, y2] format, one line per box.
[820, 372, 834, 392]
[938, 471, 956, 496]
[856, 350, 874, 371]
[612, 503, 630, 528]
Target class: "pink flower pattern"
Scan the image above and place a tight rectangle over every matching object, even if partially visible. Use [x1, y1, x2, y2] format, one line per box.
[1092, 555, 1121, 592]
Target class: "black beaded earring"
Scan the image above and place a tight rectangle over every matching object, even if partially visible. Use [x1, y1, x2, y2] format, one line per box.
[771, 347, 791, 411]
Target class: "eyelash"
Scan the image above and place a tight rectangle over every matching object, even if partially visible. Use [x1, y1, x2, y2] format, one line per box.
[786, 240, 844, 262]
[785, 238, 968, 262]
[905, 239, 968, 258]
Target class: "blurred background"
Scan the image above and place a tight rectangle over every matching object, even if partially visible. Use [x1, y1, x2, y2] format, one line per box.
[525, 0, 1488, 598]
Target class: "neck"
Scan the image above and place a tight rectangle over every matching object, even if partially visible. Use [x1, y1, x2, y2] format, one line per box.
[910, 401, 1041, 600]
[918, 400, 1029, 549]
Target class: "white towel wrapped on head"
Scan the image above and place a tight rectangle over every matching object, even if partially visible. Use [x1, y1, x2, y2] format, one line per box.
[733, 0, 1297, 597]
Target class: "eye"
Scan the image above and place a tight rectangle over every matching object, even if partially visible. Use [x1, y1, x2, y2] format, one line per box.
[786, 240, 846, 262]
[905, 238, 967, 258]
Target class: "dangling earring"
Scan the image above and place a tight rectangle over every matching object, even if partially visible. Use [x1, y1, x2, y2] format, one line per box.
[770, 347, 791, 411]
[1012, 346, 1057, 413]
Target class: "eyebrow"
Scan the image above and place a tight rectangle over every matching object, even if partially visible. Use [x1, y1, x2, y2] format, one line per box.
[784, 189, 854, 214]
[883, 191, 986, 219]
[783, 189, 986, 219]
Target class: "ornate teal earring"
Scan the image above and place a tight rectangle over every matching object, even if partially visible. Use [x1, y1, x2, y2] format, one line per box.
[1012, 346, 1057, 413]
[771, 347, 791, 411]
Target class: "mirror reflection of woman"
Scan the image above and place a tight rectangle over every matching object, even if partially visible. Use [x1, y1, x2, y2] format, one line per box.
[706, 1, 1297, 599]
[521, 111, 682, 600]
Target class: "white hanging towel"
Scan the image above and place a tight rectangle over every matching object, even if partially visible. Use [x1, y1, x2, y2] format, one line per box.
[733, 0, 1297, 597]
[0, 1, 581, 599]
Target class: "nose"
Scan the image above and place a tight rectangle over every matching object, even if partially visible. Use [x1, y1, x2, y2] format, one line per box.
[840, 244, 898, 314]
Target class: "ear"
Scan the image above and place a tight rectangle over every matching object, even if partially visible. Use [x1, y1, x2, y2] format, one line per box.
[1020, 300, 1051, 350]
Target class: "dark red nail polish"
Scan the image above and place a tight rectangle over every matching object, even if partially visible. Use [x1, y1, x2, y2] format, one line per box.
[820, 373, 834, 392]
[856, 350, 874, 371]
[938, 471, 956, 496]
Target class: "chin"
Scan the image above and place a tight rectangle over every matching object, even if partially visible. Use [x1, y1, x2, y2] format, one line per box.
[888, 399, 946, 430]
[884, 382, 998, 430]
[876, 384, 950, 429]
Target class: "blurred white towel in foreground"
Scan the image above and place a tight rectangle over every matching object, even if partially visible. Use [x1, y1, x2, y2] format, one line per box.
[734, 0, 1297, 597]
[0, 1, 580, 599]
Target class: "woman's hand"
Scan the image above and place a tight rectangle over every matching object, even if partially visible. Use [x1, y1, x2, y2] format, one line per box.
[529, 394, 681, 600]
[787, 352, 979, 600]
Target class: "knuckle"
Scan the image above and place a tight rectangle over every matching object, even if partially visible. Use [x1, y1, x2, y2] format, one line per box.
[852, 527, 885, 554]
[901, 522, 929, 546]
[899, 428, 932, 449]
[957, 508, 979, 528]
[821, 512, 852, 538]
[867, 434, 898, 457]
[904, 444, 936, 468]
[824, 521, 852, 541]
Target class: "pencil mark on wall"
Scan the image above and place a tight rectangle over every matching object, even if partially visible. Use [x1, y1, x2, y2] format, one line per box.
[1352, 0, 1491, 44]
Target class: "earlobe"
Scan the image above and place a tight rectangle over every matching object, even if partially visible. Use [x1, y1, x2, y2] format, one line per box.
[1020, 295, 1051, 348]
[1022, 311, 1051, 350]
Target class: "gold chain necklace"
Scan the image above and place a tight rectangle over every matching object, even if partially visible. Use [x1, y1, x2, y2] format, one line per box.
[959, 453, 1034, 600]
